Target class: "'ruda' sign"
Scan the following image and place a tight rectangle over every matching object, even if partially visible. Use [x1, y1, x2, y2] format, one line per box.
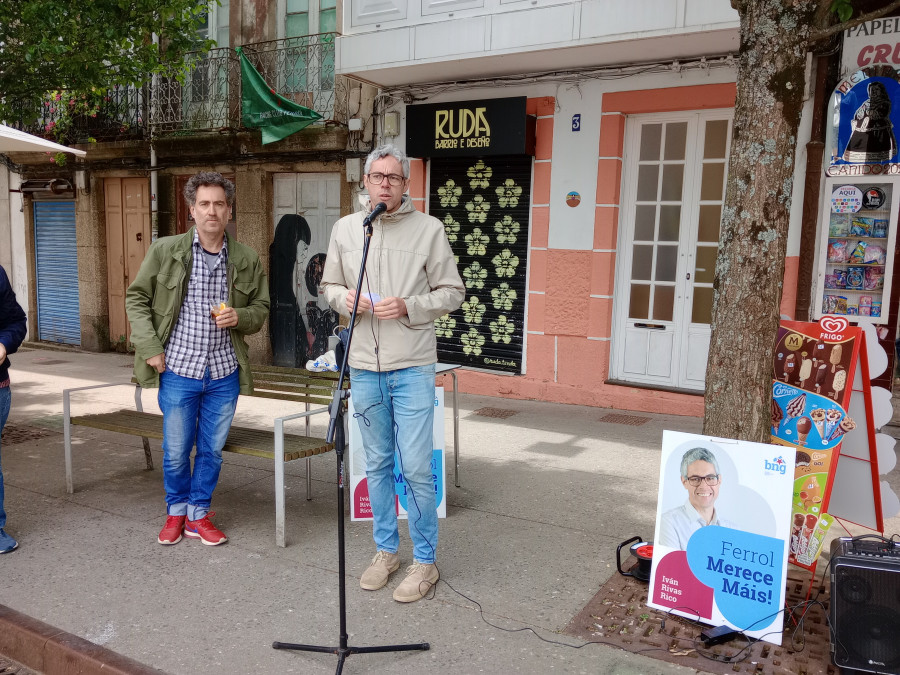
[406, 96, 535, 158]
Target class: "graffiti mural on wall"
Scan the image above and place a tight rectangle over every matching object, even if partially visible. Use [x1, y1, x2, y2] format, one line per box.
[269, 214, 339, 367]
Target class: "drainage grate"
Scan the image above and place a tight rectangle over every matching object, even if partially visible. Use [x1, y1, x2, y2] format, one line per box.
[1, 424, 57, 446]
[472, 407, 518, 419]
[30, 358, 70, 366]
[564, 567, 836, 674]
[599, 413, 650, 426]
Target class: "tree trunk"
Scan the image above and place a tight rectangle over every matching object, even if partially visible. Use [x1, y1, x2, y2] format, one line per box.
[703, 3, 815, 442]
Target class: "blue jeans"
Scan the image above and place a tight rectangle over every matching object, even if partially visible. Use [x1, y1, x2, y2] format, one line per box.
[0, 387, 10, 529]
[158, 367, 239, 521]
[350, 364, 437, 564]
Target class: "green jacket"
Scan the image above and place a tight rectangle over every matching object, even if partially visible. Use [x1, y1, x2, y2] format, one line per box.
[125, 228, 270, 394]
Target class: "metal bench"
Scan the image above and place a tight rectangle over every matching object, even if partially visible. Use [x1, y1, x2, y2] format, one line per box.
[62, 366, 345, 547]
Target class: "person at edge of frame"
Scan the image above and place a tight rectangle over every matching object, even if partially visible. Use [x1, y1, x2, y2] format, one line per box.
[0, 264, 27, 554]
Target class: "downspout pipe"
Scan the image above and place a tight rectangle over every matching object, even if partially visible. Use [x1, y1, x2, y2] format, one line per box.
[151, 32, 159, 241]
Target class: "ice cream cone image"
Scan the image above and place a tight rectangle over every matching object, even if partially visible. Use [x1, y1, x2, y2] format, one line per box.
[771, 398, 784, 432]
[796, 416, 812, 446]
[831, 367, 847, 400]
[786, 392, 806, 422]
[828, 415, 856, 442]
[810, 408, 826, 440]
[830, 343, 843, 373]
[824, 408, 842, 439]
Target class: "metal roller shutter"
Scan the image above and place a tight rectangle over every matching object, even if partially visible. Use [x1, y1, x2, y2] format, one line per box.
[34, 201, 81, 345]
[430, 156, 531, 373]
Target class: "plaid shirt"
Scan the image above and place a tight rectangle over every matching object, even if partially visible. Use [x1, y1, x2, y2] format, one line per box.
[164, 231, 237, 380]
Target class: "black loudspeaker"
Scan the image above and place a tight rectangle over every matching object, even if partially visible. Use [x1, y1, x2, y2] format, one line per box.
[830, 537, 900, 674]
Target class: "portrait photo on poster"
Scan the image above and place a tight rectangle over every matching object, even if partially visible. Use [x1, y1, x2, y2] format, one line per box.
[648, 431, 795, 645]
[656, 438, 777, 544]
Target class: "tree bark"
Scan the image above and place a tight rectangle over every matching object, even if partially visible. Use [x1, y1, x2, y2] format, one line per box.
[705, 1, 900, 442]
[704, 3, 814, 442]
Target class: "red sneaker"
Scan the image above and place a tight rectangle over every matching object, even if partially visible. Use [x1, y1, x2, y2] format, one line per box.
[158, 515, 186, 545]
[184, 512, 227, 546]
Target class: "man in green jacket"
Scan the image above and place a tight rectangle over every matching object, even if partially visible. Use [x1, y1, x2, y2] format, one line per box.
[126, 172, 269, 546]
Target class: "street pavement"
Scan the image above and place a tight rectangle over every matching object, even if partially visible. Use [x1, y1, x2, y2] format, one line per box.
[1, 346, 898, 674]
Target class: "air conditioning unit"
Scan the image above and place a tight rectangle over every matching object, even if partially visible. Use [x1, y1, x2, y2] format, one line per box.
[20, 179, 73, 194]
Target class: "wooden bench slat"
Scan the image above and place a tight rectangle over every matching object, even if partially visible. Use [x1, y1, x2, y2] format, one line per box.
[71, 410, 333, 461]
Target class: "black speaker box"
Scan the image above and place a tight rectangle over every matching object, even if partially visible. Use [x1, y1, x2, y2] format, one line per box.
[830, 538, 900, 674]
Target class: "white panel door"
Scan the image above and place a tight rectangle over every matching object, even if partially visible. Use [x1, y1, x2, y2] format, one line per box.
[273, 172, 342, 357]
[611, 110, 733, 392]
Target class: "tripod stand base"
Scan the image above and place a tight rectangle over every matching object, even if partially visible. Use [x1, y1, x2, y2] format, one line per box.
[273, 640, 429, 674]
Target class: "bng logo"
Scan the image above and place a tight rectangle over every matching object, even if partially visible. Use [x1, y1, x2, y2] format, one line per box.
[764, 456, 787, 475]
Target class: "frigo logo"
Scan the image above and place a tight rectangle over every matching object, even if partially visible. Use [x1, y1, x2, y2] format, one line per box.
[434, 107, 491, 150]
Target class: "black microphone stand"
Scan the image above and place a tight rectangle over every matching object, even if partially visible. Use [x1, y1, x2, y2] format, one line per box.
[273, 209, 429, 673]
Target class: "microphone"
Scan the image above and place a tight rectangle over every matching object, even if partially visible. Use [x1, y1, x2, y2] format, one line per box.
[363, 202, 387, 227]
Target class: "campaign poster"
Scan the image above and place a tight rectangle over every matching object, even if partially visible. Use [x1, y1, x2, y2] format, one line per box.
[349, 388, 447, 521]
[834, 73, 900, 165]
[648, 431, 795, 645]
[771, 317, 861, 568]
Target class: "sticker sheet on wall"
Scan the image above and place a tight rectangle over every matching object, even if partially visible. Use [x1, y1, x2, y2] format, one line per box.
[831, 185, 863, 213]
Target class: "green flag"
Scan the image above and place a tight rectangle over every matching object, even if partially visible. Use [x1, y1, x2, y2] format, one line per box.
[237, 46, 322, 145]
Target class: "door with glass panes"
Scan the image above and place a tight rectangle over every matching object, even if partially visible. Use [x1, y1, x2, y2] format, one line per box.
[183, 0, 230, 128]
[281, 0, 337, 112]
[611, 110, 732, 391]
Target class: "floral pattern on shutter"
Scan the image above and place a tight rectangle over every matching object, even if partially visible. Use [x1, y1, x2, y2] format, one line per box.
[430, 156, 531, 373]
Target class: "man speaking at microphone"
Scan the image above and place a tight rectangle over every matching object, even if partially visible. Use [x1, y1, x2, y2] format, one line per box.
[322, 144, 464, 602]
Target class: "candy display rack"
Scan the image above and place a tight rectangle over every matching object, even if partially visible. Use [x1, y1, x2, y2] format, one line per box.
[815, 176, 900, 325]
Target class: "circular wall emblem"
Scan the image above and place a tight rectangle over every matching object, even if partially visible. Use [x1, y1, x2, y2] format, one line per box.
[831, 185, 863, 213]
[862, 186, 886, 209]
[566, 191, 581, 207]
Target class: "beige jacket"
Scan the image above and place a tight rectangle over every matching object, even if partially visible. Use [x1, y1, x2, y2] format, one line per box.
[321, 196, 464, 371]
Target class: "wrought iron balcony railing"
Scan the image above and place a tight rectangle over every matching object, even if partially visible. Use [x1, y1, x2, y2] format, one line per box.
[7, 85, 148, 144]
[8, 34, 346, 141]
[151, 47, 241, 132]
[240, 33, 347, 124]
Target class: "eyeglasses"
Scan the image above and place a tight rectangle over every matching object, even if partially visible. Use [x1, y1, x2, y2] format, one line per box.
[367, 172, 406, 186]
[685, 474, 720, 486]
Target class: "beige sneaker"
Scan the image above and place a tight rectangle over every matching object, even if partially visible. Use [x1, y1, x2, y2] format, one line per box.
[360, 550, 401, 590]
[392, 562, 439, 603]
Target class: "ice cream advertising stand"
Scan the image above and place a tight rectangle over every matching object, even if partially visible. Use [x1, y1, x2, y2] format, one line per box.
[771, 317, 888, 571]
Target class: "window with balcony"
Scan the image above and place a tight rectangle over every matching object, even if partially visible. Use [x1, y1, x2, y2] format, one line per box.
[184, 0, 232, 127]
[284, 0, 336, 98]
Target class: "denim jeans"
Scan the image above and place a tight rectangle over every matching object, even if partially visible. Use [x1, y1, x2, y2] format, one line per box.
[0, 387, 10, 529]
[350, 364, 437, 564]
[158, 367, 239, 521]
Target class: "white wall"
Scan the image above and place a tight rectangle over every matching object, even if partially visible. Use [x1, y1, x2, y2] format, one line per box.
[381, 63, 819, 262]
[3, 169, 30, 324]
[548, 65, 738, 250]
